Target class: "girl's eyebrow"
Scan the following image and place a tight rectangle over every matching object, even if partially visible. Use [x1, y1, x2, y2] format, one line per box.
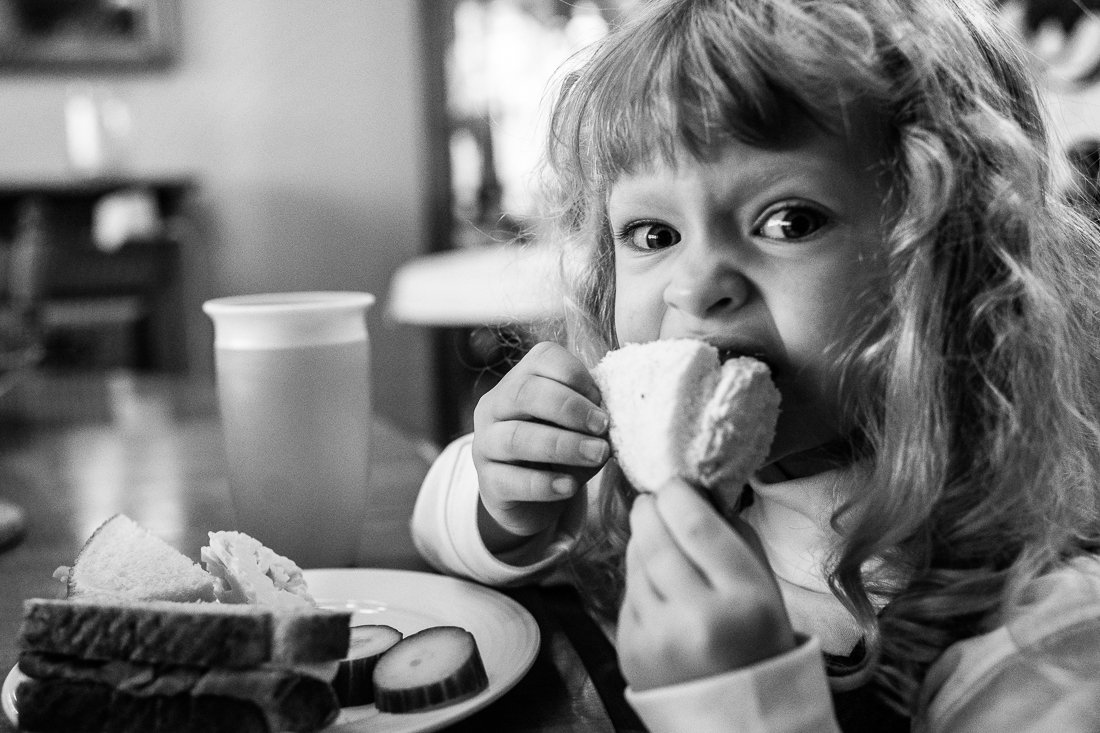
[715, 148, 869, 209]
[609, 138, 860, 216]
[607, 176, 683, 214]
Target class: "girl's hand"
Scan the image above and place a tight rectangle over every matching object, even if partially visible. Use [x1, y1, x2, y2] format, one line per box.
[617, 479, 796, 691]
[472, 342, 610, 546]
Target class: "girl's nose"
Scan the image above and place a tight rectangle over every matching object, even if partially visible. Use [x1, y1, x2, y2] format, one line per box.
[663, 247, 750, 319]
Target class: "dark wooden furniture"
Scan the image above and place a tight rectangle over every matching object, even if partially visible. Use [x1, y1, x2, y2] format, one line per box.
[0, 175, 195, 373]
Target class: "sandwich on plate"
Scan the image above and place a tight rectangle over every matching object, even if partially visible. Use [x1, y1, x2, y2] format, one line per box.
[16, 514, 351, 733]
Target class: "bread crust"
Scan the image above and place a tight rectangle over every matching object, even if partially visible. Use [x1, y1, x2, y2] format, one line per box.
[20, 598, 350, 667]
[689, 356, 781, 512]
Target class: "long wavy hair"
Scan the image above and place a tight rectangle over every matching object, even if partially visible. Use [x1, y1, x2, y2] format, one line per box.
[531, 0, 1100, 713]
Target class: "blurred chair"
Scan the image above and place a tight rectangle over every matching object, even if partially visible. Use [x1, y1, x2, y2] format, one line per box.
[387, 241, 563, 327]
[387, 242, 564, 445]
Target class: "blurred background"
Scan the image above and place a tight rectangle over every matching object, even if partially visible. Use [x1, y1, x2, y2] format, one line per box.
[0, 0, 1097, 448]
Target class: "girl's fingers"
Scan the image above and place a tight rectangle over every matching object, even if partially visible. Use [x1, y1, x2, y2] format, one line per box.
[626, 494, 707, 602]
[516, 341, 604, 404]
[475, 343, 608, 435]
[624, 500, 661, 602]
[479, 460, 583, 503]
[728, 516, 772, 571]
[650, 479, 767, 590]
[483, 372, 607, 435]
[480, 419, 609, 468]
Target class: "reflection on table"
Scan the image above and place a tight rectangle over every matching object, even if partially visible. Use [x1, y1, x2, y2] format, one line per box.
[0, 369, 639, 733]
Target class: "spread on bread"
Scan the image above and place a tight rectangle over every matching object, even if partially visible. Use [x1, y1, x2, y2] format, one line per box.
[593, 339, 781, 513]
[202, 530, 315, 607]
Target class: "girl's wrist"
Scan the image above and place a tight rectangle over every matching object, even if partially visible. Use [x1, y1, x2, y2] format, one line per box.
[476, 496, 537, 555]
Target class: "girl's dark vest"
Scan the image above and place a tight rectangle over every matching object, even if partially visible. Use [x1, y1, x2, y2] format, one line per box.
[827, 647, 911, 732]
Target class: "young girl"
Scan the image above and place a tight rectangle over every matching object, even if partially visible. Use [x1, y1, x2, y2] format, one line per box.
[412, 0, 1100, 729]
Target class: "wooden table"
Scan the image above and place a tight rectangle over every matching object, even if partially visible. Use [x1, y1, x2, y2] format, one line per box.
[0, 370, 641, 732]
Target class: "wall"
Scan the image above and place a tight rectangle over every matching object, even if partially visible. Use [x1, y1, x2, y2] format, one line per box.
[0, 0, 437, 438]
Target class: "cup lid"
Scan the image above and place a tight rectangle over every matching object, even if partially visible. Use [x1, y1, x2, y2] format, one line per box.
[203, 291, 375, 349]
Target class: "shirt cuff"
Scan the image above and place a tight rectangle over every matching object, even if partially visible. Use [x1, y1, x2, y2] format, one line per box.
[625, 635, 839, 733]
[411, 433, 584, 586]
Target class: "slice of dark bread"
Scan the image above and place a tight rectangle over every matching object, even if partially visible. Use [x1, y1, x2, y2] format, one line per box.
[17, 653, 339, 733]
[20, 598, 350, 667]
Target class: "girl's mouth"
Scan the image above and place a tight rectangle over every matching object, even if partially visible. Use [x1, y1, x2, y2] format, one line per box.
[717, 347, 778, 376]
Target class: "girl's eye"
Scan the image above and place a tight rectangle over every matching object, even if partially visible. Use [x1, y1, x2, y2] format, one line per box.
[621, 222, 681, 250]
[756, 206, 828, 241]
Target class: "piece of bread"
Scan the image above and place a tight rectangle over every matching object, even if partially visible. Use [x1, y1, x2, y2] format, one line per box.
[16, 652, 339, 733]
[57, 514, 216, 603]
[593, 339, 780, 503]
[19, 598, 351, 667]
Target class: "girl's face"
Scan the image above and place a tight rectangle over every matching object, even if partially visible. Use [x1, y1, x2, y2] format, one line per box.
[608, 118, 889, 475]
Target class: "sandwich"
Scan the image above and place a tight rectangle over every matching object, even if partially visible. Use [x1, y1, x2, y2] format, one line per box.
[17, 514, 350, 733]
[593, 339, 781, 513]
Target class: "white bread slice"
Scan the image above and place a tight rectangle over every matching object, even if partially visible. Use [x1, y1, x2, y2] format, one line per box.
[593, 339, 780, 503]
[19, 598, 351, 667]
[60, 514, 216, 603]
[201, 531, 314, 607]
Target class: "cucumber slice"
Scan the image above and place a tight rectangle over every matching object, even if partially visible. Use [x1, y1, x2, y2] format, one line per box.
[373, 626, 489, 713]
[334, 624, 403, 706]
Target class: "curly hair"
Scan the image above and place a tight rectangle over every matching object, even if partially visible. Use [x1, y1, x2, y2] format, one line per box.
[530, 0, 1100, 713]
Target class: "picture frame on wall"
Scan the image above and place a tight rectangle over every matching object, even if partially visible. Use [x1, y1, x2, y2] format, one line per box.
[0, 0, 180, 71]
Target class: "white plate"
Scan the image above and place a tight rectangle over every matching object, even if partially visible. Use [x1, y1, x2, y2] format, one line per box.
[0, 665, 16, 728]
[3, 568, 540, 733]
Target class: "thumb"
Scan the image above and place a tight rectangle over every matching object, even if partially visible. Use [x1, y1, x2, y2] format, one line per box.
[727, 515, 770, 570]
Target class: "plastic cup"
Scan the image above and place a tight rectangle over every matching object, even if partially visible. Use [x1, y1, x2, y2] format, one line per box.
[203, 292, 375, 568]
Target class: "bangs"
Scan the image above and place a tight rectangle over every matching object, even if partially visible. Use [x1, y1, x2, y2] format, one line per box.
[548, 0, 887, 189]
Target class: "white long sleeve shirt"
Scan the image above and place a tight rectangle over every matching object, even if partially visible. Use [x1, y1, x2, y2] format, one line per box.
[411, 434, 1100, 732]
